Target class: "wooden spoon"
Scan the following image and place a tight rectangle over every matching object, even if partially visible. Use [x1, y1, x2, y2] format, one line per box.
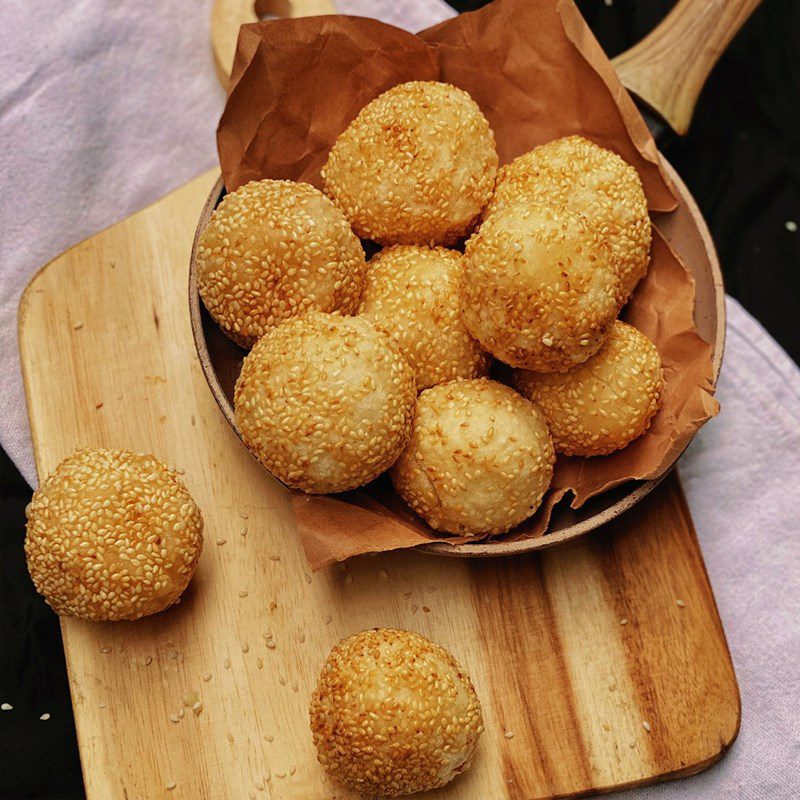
[198, 0, 759, 556]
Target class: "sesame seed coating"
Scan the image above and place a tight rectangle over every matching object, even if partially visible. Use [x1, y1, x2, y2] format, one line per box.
[391, 379, 555, 536]
[322, 81, 498, 246]
[234, 311, 416, 494]
[463, 201, 621, 372]
[197, 179, 366, 348]
[359, 245, 491, 392]
[485, 136, 651, 303]
[309, 628, 483, 796]
[513, 321, 664, 456]
[24, 449, 203, 621]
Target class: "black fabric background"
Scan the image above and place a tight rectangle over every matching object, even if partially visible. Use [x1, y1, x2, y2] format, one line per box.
[1, 1, 798, 797]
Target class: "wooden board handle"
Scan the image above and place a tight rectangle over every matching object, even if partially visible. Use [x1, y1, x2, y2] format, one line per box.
[612, 0, 762, 135]
[211, 0, 335, 88]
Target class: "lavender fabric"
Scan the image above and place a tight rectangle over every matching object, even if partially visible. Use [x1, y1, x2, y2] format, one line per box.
[0, 1, 797, 796]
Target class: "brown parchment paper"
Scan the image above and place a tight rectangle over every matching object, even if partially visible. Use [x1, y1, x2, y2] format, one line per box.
[216, 0, 719, 570]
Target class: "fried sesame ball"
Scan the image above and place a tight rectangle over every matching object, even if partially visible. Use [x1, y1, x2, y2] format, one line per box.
[322, 81, 498, 246]
[485, 136, 651, 302]
[390, 379, 555, 536]
[197, 179, 366, 348]
[462, 202, 620, 373]
[24, 449, 203, 621]
[513, 321, 664, 456]
[310, 628, 483, 796]
[234, 311, 416, 494]
[359, 245, 491, 392]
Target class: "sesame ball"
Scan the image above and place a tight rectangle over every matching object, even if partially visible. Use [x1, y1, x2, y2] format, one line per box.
[310, 628, 483, 796]
[234, 311, 416, 494]
[462, 201, 621, 373]
[391, 379, 555, 536]
[197, 179, 366, 348]
[24, 449, 203, 621]
[322, 81, 498, 246]
[485, 136, 651, 302]
[513, 321, 664, 456]
[359, 245, 491, 392]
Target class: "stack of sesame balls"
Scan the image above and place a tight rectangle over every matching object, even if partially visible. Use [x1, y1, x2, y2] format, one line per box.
[198, 80, 665, 541]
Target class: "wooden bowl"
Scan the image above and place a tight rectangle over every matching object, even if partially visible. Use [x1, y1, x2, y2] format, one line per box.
[189, 158, 725, 557]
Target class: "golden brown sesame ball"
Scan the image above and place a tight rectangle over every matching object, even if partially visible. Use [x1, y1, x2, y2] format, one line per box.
[197, 179, 366, 348]
[359, 245, 491, 392]
[485, 136, 651, 302]
[391, 379, 555, 536]
[24, 449, 203, 621]
[513, 321, 664, 456]
[310, 628, 483, 796]
[462, 201, 620, 373]
[322, 81, 498, 246]
[234, 311, 416, 494]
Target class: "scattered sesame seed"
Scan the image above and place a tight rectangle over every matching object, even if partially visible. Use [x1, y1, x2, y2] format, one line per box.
[786, 220, 797, 232]
[216, 538, 227, 546]
[324, 614, 332, 625]
[304, 572, 312, 584]
[265, 735, 274, 743]
[202, 673, 212, 682]
[73, 321, 84, 330]
[379, 569, 389, 581]
[39, 712, 51, 721]
[168, 650, 179, 660]
[411, 604, 419, 614]
[94, 401, 104, 410]
[100, 646, 112, 654]
[240, 527, 247, 536]
[256, 658, 263, 670]
[242, 643, 249, 653]
[620, 618, 629, 625]
[98, 702, 107, 709]
[504, 730, 514, 739]
[170, 714, 180, 724]
[269, 601, 277, 612]
[269, 555, 281, 562]
[165, 781, 177, 791]
[422, 606, 431, 613]
[266, 641, 276, 650]
[604, 0, 613, 6]
[145, 656, 153, 666]
[239, 511, 249, 520]
[676, 599, 686, 608]
[1, 703, 12, 711]
[223, 658, 231, 669]
[643, 721, 651, 732]
[289, 765, 296, 776]
[275, 771, 286, 779]
[238, 590, 248, 598]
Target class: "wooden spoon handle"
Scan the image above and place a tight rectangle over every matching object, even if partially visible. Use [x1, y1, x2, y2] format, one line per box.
[211, 0, 335, 88]
[612, 0, 763, 135]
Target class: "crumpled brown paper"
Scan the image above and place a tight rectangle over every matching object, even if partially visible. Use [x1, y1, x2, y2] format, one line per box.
[216, 0, 719, 569]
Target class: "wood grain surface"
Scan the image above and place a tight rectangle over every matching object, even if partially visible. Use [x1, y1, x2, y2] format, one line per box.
[612, 0, 763, 134]
[18, 171, 739, 799]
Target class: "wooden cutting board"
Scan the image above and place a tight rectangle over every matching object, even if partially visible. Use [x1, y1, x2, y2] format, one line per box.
[18, 170, 739, 799]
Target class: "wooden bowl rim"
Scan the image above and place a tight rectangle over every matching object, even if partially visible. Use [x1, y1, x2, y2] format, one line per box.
[189, 158, 725, 557]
